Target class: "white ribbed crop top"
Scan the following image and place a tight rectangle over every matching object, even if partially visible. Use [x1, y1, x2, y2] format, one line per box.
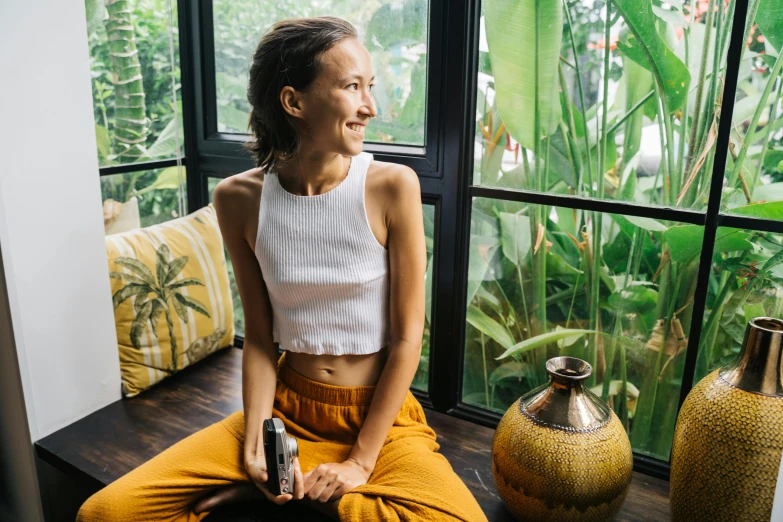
[254, 151, 390, 355]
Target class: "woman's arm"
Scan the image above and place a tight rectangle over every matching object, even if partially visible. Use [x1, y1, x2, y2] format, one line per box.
[196, 175, 307, 514]
[348, 165, 426, 472]
[241, 341, 279, 463]
[213, 177, 279, 474]
[302, 165, 426, 503]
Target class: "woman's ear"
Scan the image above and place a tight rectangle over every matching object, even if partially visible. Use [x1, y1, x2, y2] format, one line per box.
[280, 86, 304, 120]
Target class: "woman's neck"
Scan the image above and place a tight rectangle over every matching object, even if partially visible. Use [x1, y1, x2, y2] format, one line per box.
[275, 153, 351, 197]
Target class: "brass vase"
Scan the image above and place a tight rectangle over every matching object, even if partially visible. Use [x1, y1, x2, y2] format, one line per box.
[491, 356, 633, 521]
[670, 317, 783, 521]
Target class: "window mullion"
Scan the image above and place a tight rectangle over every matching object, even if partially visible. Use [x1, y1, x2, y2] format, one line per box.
[177, 0, 208, 212]
[676, 0, 751, 411]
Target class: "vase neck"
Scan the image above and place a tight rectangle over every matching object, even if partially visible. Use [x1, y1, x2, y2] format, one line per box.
[519, 356, 611, 432]
[720, 317, 783, 397]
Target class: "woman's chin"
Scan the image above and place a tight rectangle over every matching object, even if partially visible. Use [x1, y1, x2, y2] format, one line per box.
[344, 141, 364, 155]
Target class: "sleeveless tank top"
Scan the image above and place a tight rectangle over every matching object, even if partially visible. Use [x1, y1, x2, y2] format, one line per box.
[254, 152, 390, 355]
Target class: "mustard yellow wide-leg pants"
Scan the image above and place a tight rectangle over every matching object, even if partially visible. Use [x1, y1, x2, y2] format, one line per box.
[76, 354, 489, 522]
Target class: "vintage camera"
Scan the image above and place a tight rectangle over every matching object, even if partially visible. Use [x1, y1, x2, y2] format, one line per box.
[263, 418, 299, 495]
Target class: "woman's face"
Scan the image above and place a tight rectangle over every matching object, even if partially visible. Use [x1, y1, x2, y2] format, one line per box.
[283, 38, 377, 157]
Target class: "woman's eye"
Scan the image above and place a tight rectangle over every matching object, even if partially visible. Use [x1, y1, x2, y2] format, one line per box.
[348, 83, 358, 89]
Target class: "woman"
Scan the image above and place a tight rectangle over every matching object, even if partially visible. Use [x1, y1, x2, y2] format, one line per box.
[77, 16, 487, 522]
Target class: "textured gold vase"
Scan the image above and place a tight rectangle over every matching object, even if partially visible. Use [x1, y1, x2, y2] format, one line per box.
[491, 356, 633, 521]
[670, 317, 783, 521]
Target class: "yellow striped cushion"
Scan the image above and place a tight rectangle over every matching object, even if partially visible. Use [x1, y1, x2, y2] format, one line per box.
[105, 204, 235, 397]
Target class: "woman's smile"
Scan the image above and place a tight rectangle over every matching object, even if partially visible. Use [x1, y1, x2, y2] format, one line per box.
[346, 122, 365, 137]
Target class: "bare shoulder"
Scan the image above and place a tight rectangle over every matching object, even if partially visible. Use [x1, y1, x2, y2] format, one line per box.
[213, 167, 264, 204]
[366, 159, 420, 207]
[212, 167, 264, 244]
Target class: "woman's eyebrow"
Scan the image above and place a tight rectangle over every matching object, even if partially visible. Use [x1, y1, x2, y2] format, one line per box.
[338, 74, 376, 83]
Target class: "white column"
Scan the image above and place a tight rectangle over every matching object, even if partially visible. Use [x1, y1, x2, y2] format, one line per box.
[0, 0, 121, 441]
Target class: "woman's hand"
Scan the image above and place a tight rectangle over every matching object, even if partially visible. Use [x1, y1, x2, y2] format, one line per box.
[302, 459, 371, 503]
[193, 454, 305, 514]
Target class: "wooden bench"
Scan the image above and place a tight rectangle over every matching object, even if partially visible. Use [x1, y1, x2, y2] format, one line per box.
[34, 347, 671, 521]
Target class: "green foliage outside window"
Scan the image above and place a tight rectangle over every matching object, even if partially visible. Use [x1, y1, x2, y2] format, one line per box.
[86, 0, 187, 232]
[86, 0, 183, 167]
[467, 0, 783, 460]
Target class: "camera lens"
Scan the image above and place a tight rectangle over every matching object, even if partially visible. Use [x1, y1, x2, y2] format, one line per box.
[286, 436, 299, 458]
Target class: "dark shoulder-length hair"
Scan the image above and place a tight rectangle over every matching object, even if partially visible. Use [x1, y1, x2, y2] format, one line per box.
[244, 16, 358, 173]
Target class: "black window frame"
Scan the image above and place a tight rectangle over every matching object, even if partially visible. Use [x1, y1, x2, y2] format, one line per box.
[161, 0, 781, 481]
[188, 0, 446, 176]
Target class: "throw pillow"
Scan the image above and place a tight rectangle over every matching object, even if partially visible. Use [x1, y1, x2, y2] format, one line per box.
[105, 204, 235, 397]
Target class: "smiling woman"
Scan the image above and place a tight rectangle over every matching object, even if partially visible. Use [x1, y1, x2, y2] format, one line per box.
[76, 16, 486, 522]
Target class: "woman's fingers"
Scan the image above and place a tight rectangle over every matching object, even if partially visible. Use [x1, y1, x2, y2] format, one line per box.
[245, 456, 295, 505]
[317, 480, 342, 503]
[292, 457, 305, 500]
[302, 466, 317, 491]
[307, 475, 331, 502]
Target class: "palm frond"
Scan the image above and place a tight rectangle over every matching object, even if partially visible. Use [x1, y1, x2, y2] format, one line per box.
[155, 244, 172, 288]
[130, 300, 154, 350]
[113, 283, 153, 310]
[114, 257, 156, 285]
[134, 296, 148, 315]
[164, 256, 188, 285]
[168, 277, 204, 290]
[149, 298, 167, 332]
[173, 292, 211, 318]
[109, 271, 146, 285]
[172, 294, 189, 324]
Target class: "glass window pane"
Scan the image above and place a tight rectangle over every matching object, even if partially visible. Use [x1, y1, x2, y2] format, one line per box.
[212, 1, 429, 145]
[474, 0, 739, 210]
[208, 178, 245, 338]
[86, 0, 184, 167]
[101, 167, 187, 234]
[721, 8, 783, 219]
[694, 227, 783, 382]
[412, 203, 436, 392]
[462, 198, 701, 459]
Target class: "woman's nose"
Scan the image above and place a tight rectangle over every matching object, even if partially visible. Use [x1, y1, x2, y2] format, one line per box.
[361, 92, 377, 118]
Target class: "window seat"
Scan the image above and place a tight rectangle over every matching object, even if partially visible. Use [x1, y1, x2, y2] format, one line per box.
[34, 347, 671, 521]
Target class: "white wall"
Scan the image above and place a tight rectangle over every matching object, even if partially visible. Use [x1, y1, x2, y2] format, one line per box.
[0, 0, 121, 441]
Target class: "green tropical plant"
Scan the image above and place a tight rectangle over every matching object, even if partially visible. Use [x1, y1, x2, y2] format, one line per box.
[105, 0, 150, 161]
[110, 244, 210, 373]
[86, 0, 184, 167]
[468, 0, 783, 460]
[88, 0, 187, 229]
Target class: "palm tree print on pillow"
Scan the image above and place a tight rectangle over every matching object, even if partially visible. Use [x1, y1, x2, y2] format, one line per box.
[110, 243, 210, 373]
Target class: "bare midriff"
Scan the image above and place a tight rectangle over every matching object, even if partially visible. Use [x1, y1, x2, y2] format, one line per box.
[284, 346, 390, 387]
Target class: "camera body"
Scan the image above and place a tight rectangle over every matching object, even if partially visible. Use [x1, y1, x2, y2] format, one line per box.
[263, 418, 299, 495]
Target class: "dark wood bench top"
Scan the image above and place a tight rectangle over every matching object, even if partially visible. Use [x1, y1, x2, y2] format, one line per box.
[35, 347, 670, 521]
